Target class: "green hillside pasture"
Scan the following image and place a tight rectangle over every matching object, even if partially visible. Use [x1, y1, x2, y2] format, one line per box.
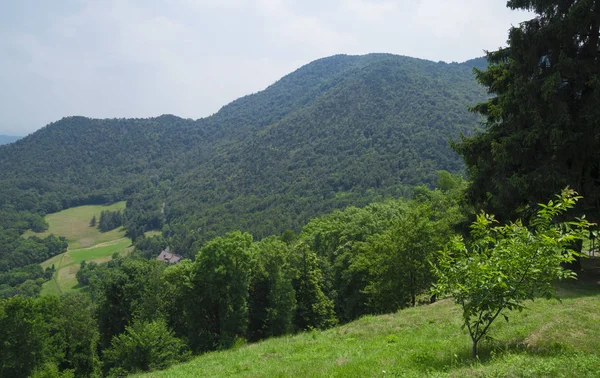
[41, 238, 133, 295]
[24, 201, 127, 249]
[136, 281, 600, 378]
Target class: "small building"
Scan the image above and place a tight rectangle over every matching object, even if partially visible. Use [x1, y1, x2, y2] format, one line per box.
[157, 249, 182, 264]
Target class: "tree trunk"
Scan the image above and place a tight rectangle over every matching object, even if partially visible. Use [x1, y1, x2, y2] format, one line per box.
[472, 339, 478, 359]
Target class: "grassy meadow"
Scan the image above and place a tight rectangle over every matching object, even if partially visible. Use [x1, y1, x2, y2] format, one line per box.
[25, 202, 136, 295]
[24, 201, 127, 249]
[136, 270, 600, 378]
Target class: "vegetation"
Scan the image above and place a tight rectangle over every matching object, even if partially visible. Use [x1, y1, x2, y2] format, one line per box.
[133, 279, 600, 378]
[103, 319, 189, 377]
[434, 189, 593, 357]
[0, 55, 486, 258]
[454, 0, 600, 225]
[2, 1, 600, 376]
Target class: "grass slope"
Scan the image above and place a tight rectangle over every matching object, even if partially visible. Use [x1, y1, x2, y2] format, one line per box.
[136, 279, 600, 377]
[25, 201, 127, 249]
[29, 202, 133, 295]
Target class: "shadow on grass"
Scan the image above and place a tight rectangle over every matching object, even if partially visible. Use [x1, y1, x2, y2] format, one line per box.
[556, 273, 600, 299]
[70, 283, 90, 293]
[407, 336, 574, 374]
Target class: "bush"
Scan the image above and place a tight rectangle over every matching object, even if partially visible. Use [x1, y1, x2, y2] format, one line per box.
[103, 319, 189, 376]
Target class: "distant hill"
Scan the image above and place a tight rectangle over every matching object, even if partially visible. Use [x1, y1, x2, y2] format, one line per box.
[0, 135, 21, 145]
[0, 54, 487, 247]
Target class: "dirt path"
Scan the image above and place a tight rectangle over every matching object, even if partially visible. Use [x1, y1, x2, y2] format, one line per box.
[68, 237, 130, 252]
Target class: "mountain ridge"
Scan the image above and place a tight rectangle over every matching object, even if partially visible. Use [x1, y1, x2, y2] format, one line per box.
[0, 53, 487, 250]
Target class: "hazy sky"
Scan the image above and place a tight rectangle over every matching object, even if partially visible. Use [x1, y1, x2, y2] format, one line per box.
[0, 0, 532, 135]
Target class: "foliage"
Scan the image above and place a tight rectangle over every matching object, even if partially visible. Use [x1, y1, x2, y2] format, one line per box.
[130, 280, 600, 378]
[0, 294, 98, 378]
[292, 243, 337, 331]
[247, 237, 296, 341]
[187, 231, 253, 351]
[361, 200, 457, 311]
[434, 189, 593, 358]
[0, 55, 486, 259]
[454, 0, 600, 222]
[97, 210, 124, 232]
[57, 293, 100, 377]
[90, 258, 166, 348]
[103, 319, 189, 377]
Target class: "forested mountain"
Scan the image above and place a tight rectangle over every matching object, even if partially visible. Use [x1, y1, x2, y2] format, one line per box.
[0, 135, 21, 145]
[0, 54, 487, 250]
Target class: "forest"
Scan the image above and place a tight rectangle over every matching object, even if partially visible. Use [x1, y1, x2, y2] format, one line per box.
[2, 0, 600, 376]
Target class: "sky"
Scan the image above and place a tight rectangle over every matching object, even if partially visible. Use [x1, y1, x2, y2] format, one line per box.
[0, 0, 532, 136]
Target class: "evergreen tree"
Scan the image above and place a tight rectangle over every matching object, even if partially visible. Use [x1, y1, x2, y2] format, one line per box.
[454, 0, 600, 224]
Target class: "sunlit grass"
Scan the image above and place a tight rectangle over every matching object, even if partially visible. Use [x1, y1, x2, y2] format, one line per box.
[24, 201, 127, 249]
[135, 279, 600, 378]
[32, 202, 136, 295]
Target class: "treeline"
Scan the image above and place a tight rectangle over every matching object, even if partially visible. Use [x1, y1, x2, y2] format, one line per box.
[0, 208, 67, 297]
[0, 176, 466, 377]
[96, 210, 125, 232]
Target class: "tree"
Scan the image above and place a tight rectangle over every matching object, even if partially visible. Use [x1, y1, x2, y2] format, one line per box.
[58, 293, 100, 378]
[103, 319, 189, 377]
[362, 203, 449, 311]
[434, 189, 592, 358]
[454, 0, 600, 225]
[0, 296, 65, 378]
[89, 215, 96, 227]
[247, 237, 296, 341]
[292, 244, 337, 331]
[188, 231, 253, 351]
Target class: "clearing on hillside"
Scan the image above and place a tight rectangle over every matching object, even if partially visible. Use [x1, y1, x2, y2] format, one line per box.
[24, 201, 127, 249]
[30, 202, 135, 295]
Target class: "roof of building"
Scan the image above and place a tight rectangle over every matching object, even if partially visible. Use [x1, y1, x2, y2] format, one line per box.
[157, 250, 182, 264]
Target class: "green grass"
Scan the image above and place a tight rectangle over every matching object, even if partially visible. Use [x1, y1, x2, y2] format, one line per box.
[24, 201, 127, 249]
[41, 238, 134, 295]
[31, 202, 135, 295]
[135, 278, 600, 378]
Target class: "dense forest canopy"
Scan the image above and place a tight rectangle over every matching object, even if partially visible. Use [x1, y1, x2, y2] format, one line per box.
[0, 54, 487, 254]
[1, 1, 600, 374]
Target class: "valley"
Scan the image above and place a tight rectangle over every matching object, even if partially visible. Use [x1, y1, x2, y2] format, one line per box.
[0, 16, 599, 374]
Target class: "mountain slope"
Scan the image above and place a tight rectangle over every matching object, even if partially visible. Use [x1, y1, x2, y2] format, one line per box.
[134, 281, 600, 377]
[0, 54, 487, 247]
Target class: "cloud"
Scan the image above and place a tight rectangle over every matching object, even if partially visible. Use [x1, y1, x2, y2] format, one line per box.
[0, 0, 532, 134]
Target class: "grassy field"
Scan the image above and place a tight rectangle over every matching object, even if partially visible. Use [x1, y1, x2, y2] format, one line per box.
[41, 238, 133, 295]
[28, 202, 137, 295]
[136, 274, 600, 377]
[25, 201, 127, 249]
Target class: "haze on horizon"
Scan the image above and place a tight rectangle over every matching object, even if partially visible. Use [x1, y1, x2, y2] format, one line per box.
[0, 0, 532, 136]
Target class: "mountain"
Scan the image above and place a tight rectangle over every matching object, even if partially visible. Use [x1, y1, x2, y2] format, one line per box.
[0, 135, 21, 145]
[0, 54, 487, 249]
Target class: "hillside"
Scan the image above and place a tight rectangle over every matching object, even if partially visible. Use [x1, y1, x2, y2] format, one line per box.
[135, 279, 600, 377]
[0, 135, 21, 145]
[0, 54, 487, 250]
